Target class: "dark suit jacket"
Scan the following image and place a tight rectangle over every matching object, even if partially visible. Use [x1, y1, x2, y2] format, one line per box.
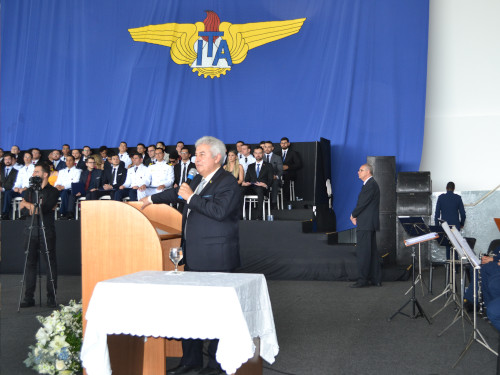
[279, 149, 302, 180]
[79, 169, 103, 191]
[0, 166, 18, 191]
[75, 159, 86, 170]
[102, 165, 127, 189]
[434, 191, 466, 228]
[174, 162, 196, 186]
[53, 160, 66, 171]
[151, 168, 241, 271]
[265, 153, 283, 179]
[352, 177, 380, 231]
[244, 162, 273, 188]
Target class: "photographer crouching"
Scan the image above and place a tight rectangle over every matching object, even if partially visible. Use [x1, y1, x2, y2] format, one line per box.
[19, 163, 60, 308]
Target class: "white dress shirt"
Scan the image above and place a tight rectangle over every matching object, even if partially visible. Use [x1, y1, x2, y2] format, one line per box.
[123, 164, 149, 188]
[14, 164, 35, 189]
[146, 160, 174, 188]
[54, 166, 82, 189]
[118, 152, 132, 168]
[240, 154, 256, 175]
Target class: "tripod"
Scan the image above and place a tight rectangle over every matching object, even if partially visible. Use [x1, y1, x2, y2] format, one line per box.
[388, 245, 432, 323]
[17, 188, 57, 311]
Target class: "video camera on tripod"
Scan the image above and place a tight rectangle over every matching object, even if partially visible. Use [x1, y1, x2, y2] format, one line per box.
[29, 176, 43, 191]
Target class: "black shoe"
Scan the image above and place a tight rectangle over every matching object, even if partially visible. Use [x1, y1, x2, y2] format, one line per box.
[59, 215, 69, 220]
[370, 281, 382, 287]
[20, 299, 35, 308]
[167, 365, 201, 375]
[66, 213, 75, 220]
[0, 214, 9, 220]
[199, 368, 223, 375]
[350, 282, 368, 288]
[47, 297, 57, 308]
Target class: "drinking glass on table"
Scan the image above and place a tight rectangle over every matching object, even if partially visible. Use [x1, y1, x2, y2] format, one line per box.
[169, 247, 183, 274]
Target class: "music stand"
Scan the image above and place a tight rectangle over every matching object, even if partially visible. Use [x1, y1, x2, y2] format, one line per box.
[428, 224, 450, 294]
[398, 217, 430, 296]
[388, 232, 436, 324]
[451, 227, 497, 367]
[432, 222, 471, 337]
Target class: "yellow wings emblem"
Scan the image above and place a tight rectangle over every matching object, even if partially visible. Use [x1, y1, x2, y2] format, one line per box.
[129, 11, 306, 78]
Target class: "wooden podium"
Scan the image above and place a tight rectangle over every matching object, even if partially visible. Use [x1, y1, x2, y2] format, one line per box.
[81, 200, 183, 374]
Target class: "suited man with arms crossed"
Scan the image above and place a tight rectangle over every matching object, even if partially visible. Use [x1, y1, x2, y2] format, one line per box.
[350, 163, 381, 288]
[141, 136, 240, 375]
[263, 141, 283, 208]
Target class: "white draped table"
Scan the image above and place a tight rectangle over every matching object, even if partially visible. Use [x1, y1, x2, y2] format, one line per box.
[81, 271, 279, 375]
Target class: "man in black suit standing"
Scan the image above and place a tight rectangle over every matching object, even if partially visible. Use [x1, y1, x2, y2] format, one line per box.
[350, 163, 381, 288]
[0, 153, 19, 219]
[279, 137, 302, 205]
[241, 146, 273, 220]
[140, 136, 240, 375]
[263, 141, 283, 208]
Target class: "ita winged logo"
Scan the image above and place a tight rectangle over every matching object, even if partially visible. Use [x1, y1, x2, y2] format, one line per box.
[128, 11, 306, 78]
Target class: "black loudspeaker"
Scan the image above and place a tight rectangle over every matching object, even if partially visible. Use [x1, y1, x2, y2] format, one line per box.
[396, 172, 431, 194]
[378, 212, 397, 265]
[367, 156, 396, 212]
[396, 193, 432, 216]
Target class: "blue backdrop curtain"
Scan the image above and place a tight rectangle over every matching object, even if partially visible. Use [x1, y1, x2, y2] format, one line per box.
[0, 0, 429, 230]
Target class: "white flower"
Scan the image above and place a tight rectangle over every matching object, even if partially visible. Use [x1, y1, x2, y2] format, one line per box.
[55, 359, 66, 371]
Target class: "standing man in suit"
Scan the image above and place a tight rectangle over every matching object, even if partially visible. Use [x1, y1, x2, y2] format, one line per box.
[350, 164, 381, 288]
[434, 181, 466, 259]
[263, 141, 283, 209]
[140, 136, 240, 375]
[279, 137, 302, 205]
[1, 153, 19, 219]
[241, 147, 274, 220]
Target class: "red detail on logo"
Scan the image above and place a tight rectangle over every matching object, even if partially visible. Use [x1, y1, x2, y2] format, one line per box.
[202, 10, 221, 43]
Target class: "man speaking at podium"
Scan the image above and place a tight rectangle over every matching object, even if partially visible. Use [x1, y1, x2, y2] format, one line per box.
[140, 136, 241, 375]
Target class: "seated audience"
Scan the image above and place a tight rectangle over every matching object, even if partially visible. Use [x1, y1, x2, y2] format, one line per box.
[169, 151, 179, 166]
[223, 150, 244, 185]
[31, 148, 42, 165]
[61, 144, 71, 162]
[52, 150, 66, 171]
[66, 156, 103, 217]
[239, 143, 255, 176]
[174, 147, 196, 188]
[241, 146, 273, 220]
[101, 153, 127, 200]
[82, 145, 92, 162]
[72, 149, 86, 170]
[142, 148, 174, 198]
[54, 155, 82, 219]
[13, 152, 35, 196]
[118, 141, 132, 168]
[136, 143, 147, 160]
[236, 141, 244, 159]
[1, 153, 19, 219]
[116, 153, 148, 201]
[144, 144, 156, 166]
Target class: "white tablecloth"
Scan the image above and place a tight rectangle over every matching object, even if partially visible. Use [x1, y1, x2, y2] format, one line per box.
[81, 271, 279, 375]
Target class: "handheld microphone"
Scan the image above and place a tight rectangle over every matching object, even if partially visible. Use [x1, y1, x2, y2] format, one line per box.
[178, 168, 198, 199]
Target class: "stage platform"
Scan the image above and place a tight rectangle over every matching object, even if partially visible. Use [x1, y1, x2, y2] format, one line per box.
[0, 217, 362, 281]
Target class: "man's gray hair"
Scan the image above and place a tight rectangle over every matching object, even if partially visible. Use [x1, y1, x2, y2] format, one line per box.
[364, 163, 373, 175]
[195, 136, 227, 164]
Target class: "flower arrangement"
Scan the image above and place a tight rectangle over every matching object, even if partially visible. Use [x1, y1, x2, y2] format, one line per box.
[25, 300, 83, 375]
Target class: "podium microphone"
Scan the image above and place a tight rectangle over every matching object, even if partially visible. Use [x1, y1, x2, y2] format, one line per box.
[178, 168, 198, 199]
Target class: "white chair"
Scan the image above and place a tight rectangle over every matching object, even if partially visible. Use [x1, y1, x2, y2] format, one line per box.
[75, 197, 86, 220]
[54, 197, 62, 220]
[276, 187, 284, 210]
[11, 197, 23, 220]
[242, 195, 270, 220]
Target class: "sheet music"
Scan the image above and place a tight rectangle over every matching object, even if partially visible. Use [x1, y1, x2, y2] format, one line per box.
[451, 227, 481, 269]
[404, 232, 439, 247]
[440, 222, 466, 259]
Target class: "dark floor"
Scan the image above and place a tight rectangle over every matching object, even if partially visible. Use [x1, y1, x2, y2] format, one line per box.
[0, 269, 498, 375]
